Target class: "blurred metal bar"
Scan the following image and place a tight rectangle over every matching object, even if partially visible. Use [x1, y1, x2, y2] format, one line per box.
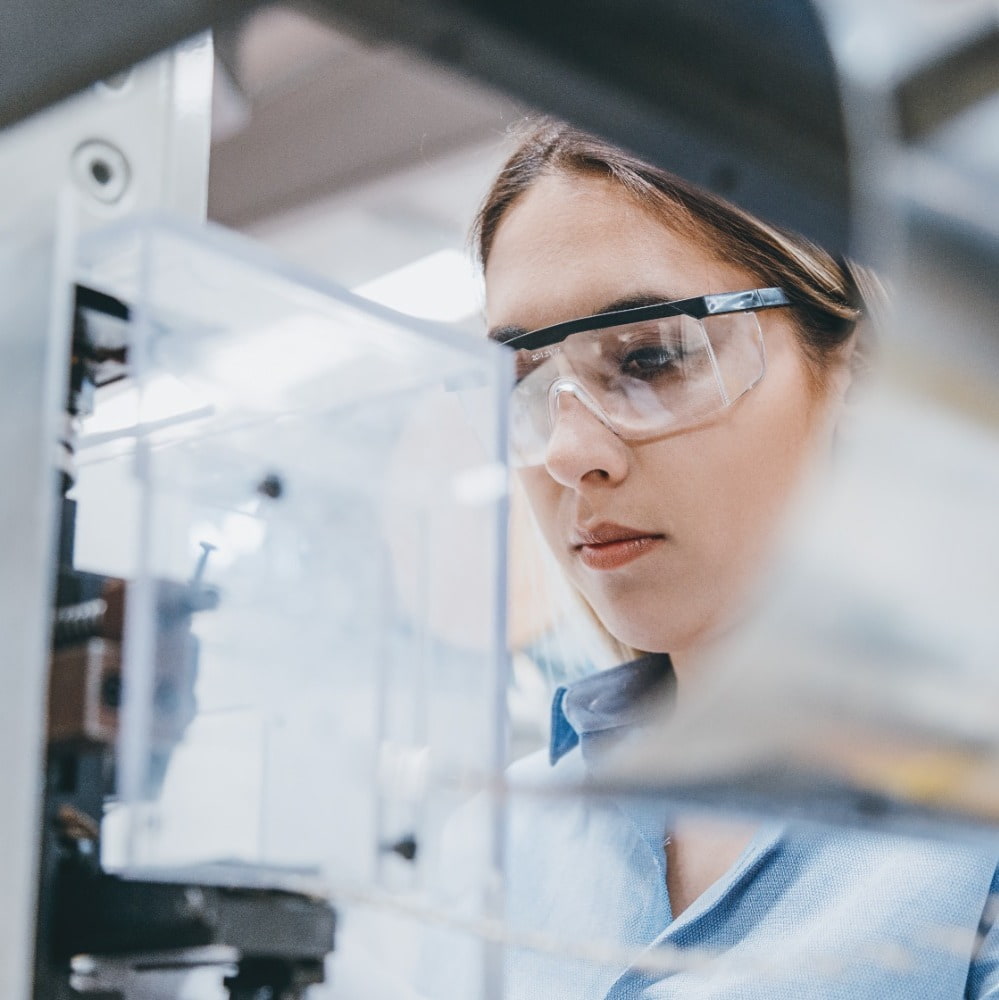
[0, 0, 253, 131]
[6, 0, 999, 266]
[818, 0, 999, 404]
[897, 25, 999, 141]
[1, 0, 851, 252]
[304, 0, 851, 252]
[0, 37, 212, 998]
[0, 201, 74, 1000]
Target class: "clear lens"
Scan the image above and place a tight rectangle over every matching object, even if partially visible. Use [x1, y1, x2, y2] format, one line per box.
[510, 312, 765, 467]
[702, 311, 768, 405]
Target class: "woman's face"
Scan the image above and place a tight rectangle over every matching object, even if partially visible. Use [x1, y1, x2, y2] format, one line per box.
[485, 171, 846, 660]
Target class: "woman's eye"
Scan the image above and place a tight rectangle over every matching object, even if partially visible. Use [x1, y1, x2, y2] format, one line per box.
[619, 344, 685, 377]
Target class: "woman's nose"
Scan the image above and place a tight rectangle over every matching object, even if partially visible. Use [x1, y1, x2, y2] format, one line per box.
[543, 383, 629, 488]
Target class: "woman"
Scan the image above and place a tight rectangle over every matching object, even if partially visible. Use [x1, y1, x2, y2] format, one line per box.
[452, 119, 999, 999]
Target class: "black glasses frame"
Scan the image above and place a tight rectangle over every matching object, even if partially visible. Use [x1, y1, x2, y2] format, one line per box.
[502, 287, 792, 352]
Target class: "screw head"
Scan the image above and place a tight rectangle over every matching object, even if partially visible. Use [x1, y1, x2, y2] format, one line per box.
[257, 473, 284, 499]
[72, 140, 131, 205]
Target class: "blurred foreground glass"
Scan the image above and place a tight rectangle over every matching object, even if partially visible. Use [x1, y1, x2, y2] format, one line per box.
[74, 216, 511, 998]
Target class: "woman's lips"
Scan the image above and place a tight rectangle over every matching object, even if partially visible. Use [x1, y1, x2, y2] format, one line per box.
[573, 523, 666, 571]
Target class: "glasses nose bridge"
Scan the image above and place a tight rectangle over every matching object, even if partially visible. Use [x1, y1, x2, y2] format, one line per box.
[546, 375, 618, 437]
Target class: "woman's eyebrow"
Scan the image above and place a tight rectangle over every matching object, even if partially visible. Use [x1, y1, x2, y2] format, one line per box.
[488, 324, 528, 343]
[597, 292, 680, 313]
[487, 292, 681, 343]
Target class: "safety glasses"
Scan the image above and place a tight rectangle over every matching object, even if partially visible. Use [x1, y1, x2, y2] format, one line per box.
[498, 288, 791, 467]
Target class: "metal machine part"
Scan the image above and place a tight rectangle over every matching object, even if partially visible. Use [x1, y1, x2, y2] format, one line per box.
[0, 39, 212, 999]
[59, 287, 131, 494]
[40, 582, 335, 999]
[0, 37, 339, 998]
[48, 639, 123, 746]
[32, 282, 337, 999]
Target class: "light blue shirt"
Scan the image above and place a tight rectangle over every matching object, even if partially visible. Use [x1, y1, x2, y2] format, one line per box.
[491, 657, 999, 999]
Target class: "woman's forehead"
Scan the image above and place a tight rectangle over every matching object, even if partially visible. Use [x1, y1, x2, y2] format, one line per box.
[489, 172, 669, 262]
[485, 174, 754, 331]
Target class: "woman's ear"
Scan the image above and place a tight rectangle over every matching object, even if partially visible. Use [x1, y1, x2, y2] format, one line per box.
[827, 331, 859, 410]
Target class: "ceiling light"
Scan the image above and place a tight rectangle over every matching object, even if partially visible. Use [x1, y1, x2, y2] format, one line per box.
[353, 248, 482, 324]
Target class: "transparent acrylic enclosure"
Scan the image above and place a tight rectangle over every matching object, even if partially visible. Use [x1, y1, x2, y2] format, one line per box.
[74, 216, 510, 991]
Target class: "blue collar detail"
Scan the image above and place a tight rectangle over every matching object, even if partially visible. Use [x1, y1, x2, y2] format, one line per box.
[548, 653, 676, 766]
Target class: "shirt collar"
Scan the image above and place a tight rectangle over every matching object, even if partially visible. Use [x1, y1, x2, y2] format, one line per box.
[549, 653, 676, 766]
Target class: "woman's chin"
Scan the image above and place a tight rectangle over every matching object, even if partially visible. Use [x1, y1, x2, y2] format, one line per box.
[592, 594, 735, 662]
[596, 611, 701, 659]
